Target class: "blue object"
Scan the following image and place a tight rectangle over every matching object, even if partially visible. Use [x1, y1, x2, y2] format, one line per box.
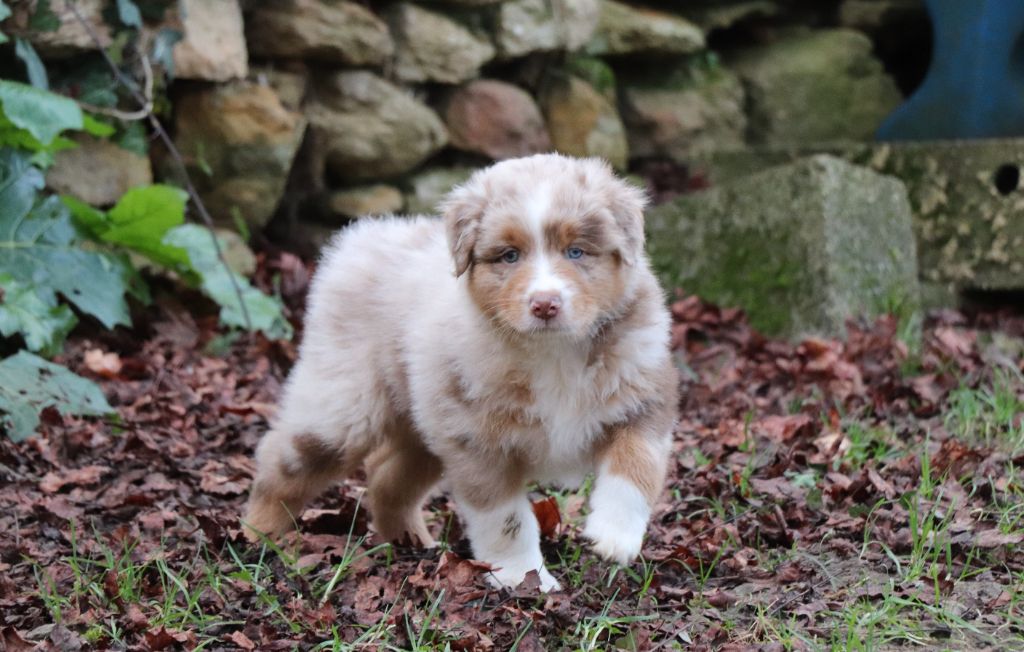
[877, 0, 1024, 141]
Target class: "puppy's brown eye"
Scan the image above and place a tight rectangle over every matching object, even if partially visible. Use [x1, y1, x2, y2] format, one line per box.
[501, 249, 520, 263]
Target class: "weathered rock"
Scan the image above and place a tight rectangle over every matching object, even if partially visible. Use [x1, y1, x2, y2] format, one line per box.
[245, 0, 393, 66]
[46, 135, 152, 207]
[389, 3, 495, 84]
[867, 141, 1024, 293]
[251, 64, 308, 111]
[566, 56, 618, 102]
[307, 72, 448, 181]
[4, 0, 111, 57]
[494, 0, 600, 58]
[421, 0, 505, 4]
[620, 66, 746, 161]
[585, 0, 705, 57]
[698, 140, 1024, 294]
[172, 0, 248, 81]
[680, 1, 778, 31]
[839, 0, 924, 33]
[539, 75, 627, 169]
[315, 185, 405, 223]
[403, 167, 475, 214]
[445, 80, 550, 159]
[732, 29, 902, 146]
[646, 155, 919, 338]
[173, 81, 306, 229]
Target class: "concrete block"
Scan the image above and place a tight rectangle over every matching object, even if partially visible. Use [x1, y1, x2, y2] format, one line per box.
[647, 155, 919, 338]
[695, 139, 1024, 294]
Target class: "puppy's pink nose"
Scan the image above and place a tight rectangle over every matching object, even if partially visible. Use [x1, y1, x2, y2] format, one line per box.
[530, 292, 562, 320]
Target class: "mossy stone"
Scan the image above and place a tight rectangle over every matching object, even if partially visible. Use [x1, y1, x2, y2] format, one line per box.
[646, 155, 919, 339]
[696, 140, 1024, 295]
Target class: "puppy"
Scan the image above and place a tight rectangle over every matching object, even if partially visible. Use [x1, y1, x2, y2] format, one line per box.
[243, 154, 678, 591]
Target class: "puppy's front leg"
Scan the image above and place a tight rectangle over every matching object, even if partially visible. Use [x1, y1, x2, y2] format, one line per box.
[584, 418, 673, 565]
[452, 471, 560, 591]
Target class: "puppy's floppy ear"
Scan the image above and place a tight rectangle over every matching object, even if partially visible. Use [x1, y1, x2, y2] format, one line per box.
[440, 178, 487, 277]
[606, 176, 649, 267]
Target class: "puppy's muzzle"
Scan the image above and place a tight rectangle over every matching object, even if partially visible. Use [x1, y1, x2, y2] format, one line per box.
[529, 291, 562, 321]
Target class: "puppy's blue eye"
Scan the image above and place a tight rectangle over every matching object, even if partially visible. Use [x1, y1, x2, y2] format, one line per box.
[501, 249, 520, 263]
[566, 247, 584, 260]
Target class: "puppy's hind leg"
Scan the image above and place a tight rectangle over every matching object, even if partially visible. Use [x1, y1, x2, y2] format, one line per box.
[243, 362, 385, 541]
[365, 428, 442, 547]
[244, 429, 371, 541]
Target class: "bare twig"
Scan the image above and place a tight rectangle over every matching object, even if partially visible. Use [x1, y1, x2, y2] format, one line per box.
[77, 54, 152, 121]
[63, 1, 253, 331]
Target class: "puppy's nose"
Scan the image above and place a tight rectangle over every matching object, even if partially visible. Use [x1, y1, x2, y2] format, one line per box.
[529, 292, 562, 320]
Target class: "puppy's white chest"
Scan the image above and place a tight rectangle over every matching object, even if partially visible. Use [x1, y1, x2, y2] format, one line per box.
[522, 356, 610, 459]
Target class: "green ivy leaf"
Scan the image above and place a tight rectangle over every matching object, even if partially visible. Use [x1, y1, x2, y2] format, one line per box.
[0, 274, 77, 356]
[164, 224, 293, 340]
[60, 194, 108, 236]
[14, 38, 49, 90]
[82, 114, 115, 138]
[103, 185, 190, 269]
[28, 0, 60, 32]
[0, 1, 12, 44]
[0, 351, 112, 442]
[51, 59, 118, 109]
[115, 0, 142, 27]
[0, 148, 132, 329]
[116, 121, 147, 155]
[151, 27, 183, 79]
[0, 80, 83, 146]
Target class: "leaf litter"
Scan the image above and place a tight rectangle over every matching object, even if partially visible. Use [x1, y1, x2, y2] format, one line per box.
[1, 253, 1023, 649]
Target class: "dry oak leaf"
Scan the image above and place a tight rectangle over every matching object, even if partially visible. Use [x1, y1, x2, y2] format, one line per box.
[39, 465, 110, 493]
[756, 414, 813, 442]
[531, 496, 561, 538]
[226, 630, 257, 650]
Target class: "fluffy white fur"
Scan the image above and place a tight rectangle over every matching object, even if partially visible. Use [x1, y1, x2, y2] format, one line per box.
[244, 154, 679, 591]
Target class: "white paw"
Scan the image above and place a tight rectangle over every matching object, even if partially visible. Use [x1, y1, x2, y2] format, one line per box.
[487, 563, 561, 592]
[582, 509, 645, 565]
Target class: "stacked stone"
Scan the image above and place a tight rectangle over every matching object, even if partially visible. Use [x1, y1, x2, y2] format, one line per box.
[19, 0, 905, 245]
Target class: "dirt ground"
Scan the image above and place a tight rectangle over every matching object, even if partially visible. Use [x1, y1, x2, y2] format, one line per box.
[2, 250, 1023, 651]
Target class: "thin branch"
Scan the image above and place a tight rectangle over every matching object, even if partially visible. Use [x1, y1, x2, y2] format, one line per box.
[63, 1, 253, 331]
[77, 53, 153, 121]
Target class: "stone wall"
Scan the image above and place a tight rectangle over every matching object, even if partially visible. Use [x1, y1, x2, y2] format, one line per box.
[16, 0, 925, 251]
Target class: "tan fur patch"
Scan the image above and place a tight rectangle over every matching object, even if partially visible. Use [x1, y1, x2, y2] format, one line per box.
[597, 358, 679, 504]
[452, 450, 529, 510]
[444, 369, 540, 449]
[292, 432, 347, 477]
[365, 426, 443, 546]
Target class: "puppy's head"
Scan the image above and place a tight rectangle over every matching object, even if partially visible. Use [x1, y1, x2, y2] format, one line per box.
[441, 154, 648, 338]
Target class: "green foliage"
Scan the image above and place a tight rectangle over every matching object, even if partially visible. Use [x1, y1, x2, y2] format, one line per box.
[0, 2, 11, 44]
[165, 225, 293, 340]
[115, 0, 142, 28]
[64, 189, 292, 340]
[0, 15, 293, 441]
[0, 274, 76, 357]
[0, 148, 134, 331]
[51, 57, 120, 110]
[0, 351, 113, 442]
[28, 0, 60, 32]
[150, 27, 182, 77]
[69, 185, 191, 270]
[14, 38, 49, 90]
[0, 79, 83, 146]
